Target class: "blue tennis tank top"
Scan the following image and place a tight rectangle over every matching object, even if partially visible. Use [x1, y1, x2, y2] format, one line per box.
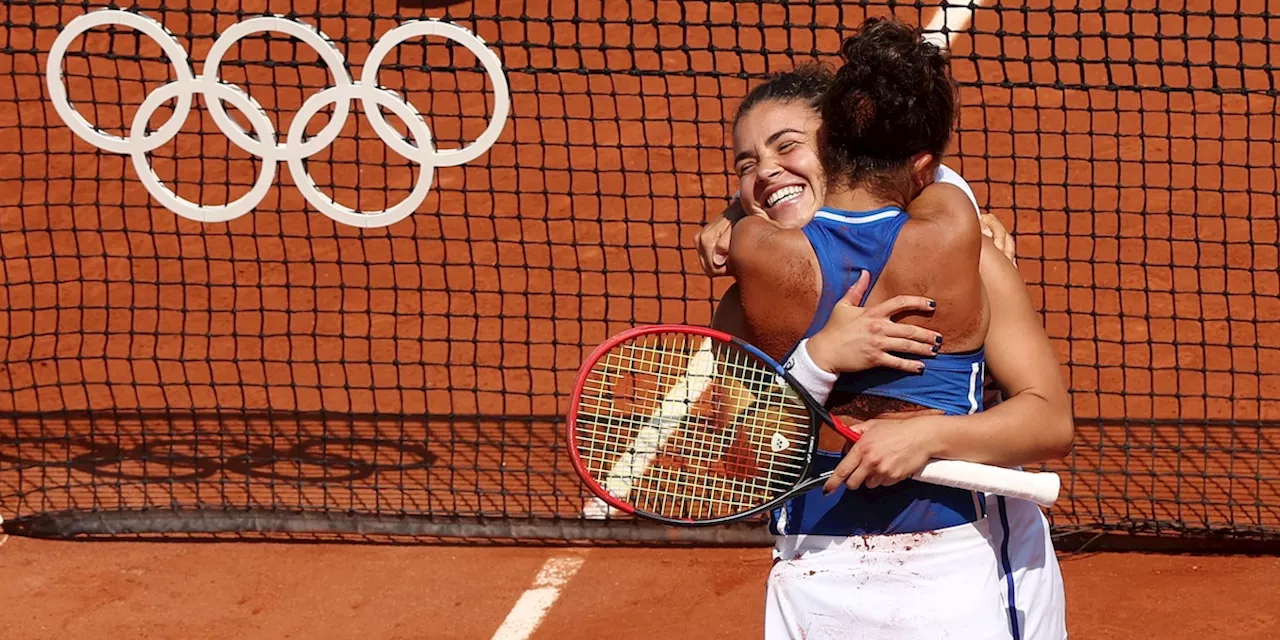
[769, 206, 988, 536]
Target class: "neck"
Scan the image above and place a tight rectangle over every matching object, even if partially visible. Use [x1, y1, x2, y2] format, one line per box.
[823, 184, 907, 212]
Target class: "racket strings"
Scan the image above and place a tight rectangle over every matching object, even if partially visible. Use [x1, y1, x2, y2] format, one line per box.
[574, 332, 814, 521]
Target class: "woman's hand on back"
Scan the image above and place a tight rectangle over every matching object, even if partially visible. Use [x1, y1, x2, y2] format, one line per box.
[805, 270, 943, 375]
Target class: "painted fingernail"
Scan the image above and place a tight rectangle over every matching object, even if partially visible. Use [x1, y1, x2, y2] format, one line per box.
[935, 335, 943, 344]
[928, 300, 936, 308]
[822, 487, 833, 496]
[917, 363, 926, 373]
[931, 345, 940, 354]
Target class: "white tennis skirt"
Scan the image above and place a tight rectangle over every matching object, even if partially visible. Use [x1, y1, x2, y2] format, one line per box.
[986, 496, 1068, 640]
[765, 517, 1012, 640]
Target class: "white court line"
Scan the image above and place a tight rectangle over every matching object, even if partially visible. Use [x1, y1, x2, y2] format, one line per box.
[922, 0, 989, 49]
[491, 555, 587, 640]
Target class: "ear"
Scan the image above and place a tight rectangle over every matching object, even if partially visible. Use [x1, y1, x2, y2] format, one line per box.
[910, 152, 938, 192]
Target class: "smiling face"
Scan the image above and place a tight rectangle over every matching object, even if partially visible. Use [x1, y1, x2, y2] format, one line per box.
[732, 99, 826, 228]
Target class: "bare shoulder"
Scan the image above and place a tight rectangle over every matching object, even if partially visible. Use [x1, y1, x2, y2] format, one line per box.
[727, 216, 813, 276]
[888, 182, 983, 288]
[905, 182, 982, 238]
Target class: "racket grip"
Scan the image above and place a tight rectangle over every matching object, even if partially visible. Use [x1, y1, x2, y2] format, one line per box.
[912, 460, 1061, 508]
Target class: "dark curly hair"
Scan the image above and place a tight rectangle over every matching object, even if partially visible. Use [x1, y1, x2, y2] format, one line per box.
[733, 63, 834, 128]
[818, 18, 957, 192]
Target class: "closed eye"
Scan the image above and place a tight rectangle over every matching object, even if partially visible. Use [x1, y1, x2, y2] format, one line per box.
[766, 128, 805, 147]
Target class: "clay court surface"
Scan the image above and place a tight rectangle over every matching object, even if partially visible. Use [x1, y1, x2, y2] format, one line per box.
[1, 538, 1278, 639]
[2, 0, 1278, 637]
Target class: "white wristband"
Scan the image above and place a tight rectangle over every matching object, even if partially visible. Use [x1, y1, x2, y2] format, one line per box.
[784, 338, 839, 405]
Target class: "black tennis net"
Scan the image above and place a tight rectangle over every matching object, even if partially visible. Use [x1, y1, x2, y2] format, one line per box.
[0, 0, 1277, 546]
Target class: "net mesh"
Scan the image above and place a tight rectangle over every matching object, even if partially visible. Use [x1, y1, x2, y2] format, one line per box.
[0, 0, 1277, 544]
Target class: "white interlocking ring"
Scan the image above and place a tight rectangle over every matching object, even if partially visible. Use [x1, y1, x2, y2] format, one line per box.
[46, 9, 511, 228]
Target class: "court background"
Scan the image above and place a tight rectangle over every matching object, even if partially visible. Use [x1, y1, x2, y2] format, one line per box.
[1, 0, 1277, 637]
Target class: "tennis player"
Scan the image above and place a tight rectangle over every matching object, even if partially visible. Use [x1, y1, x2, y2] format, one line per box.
[699, 19, 1071, 640]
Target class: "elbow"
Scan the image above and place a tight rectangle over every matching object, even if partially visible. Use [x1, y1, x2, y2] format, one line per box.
[1045, 404, 1076, 460]
[1016, 389, 1075, 462]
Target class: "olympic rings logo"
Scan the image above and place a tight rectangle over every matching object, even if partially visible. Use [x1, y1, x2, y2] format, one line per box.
[46, 9, 511, 228]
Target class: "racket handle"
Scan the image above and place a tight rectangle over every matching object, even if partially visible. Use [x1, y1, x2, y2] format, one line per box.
[912, 460, 1061, 508]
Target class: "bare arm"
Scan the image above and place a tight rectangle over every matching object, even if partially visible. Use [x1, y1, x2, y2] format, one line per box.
[920, 236, 1075, 465]
[711, 283, 746, 337]
[816, 236, 1072, 493]
[723, 215, 820, 361]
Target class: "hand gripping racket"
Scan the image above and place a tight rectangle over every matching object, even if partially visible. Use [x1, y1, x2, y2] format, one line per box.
[567, 325, 1061, 526]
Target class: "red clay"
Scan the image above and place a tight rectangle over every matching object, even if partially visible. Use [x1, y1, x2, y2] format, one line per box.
[1058, 551, 1280, 640]
[2, 538, 1277, 639]
[0, 537, 550, 639]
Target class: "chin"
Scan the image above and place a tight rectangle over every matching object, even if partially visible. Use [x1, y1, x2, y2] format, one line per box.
[767, 197, 817, 228]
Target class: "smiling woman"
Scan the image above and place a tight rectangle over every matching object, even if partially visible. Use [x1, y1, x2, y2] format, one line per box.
[730, 64, 831, 227]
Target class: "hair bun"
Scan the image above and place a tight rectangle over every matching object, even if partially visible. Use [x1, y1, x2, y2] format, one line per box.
[819, 17, 957, 190]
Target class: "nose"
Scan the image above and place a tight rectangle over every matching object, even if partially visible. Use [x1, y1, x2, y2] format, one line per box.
[757, 156, 783, 179]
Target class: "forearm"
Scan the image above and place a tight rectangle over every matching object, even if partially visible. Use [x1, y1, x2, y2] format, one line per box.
[925, 391, 1073, 468]
[788, 339, 1073, 467]
[928, 236, 1074, 467]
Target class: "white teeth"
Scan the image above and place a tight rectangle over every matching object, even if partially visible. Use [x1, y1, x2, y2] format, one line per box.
[766, 185, 803, 207]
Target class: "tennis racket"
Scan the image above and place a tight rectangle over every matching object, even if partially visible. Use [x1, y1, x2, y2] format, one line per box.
[567, 325, 1061, 526]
